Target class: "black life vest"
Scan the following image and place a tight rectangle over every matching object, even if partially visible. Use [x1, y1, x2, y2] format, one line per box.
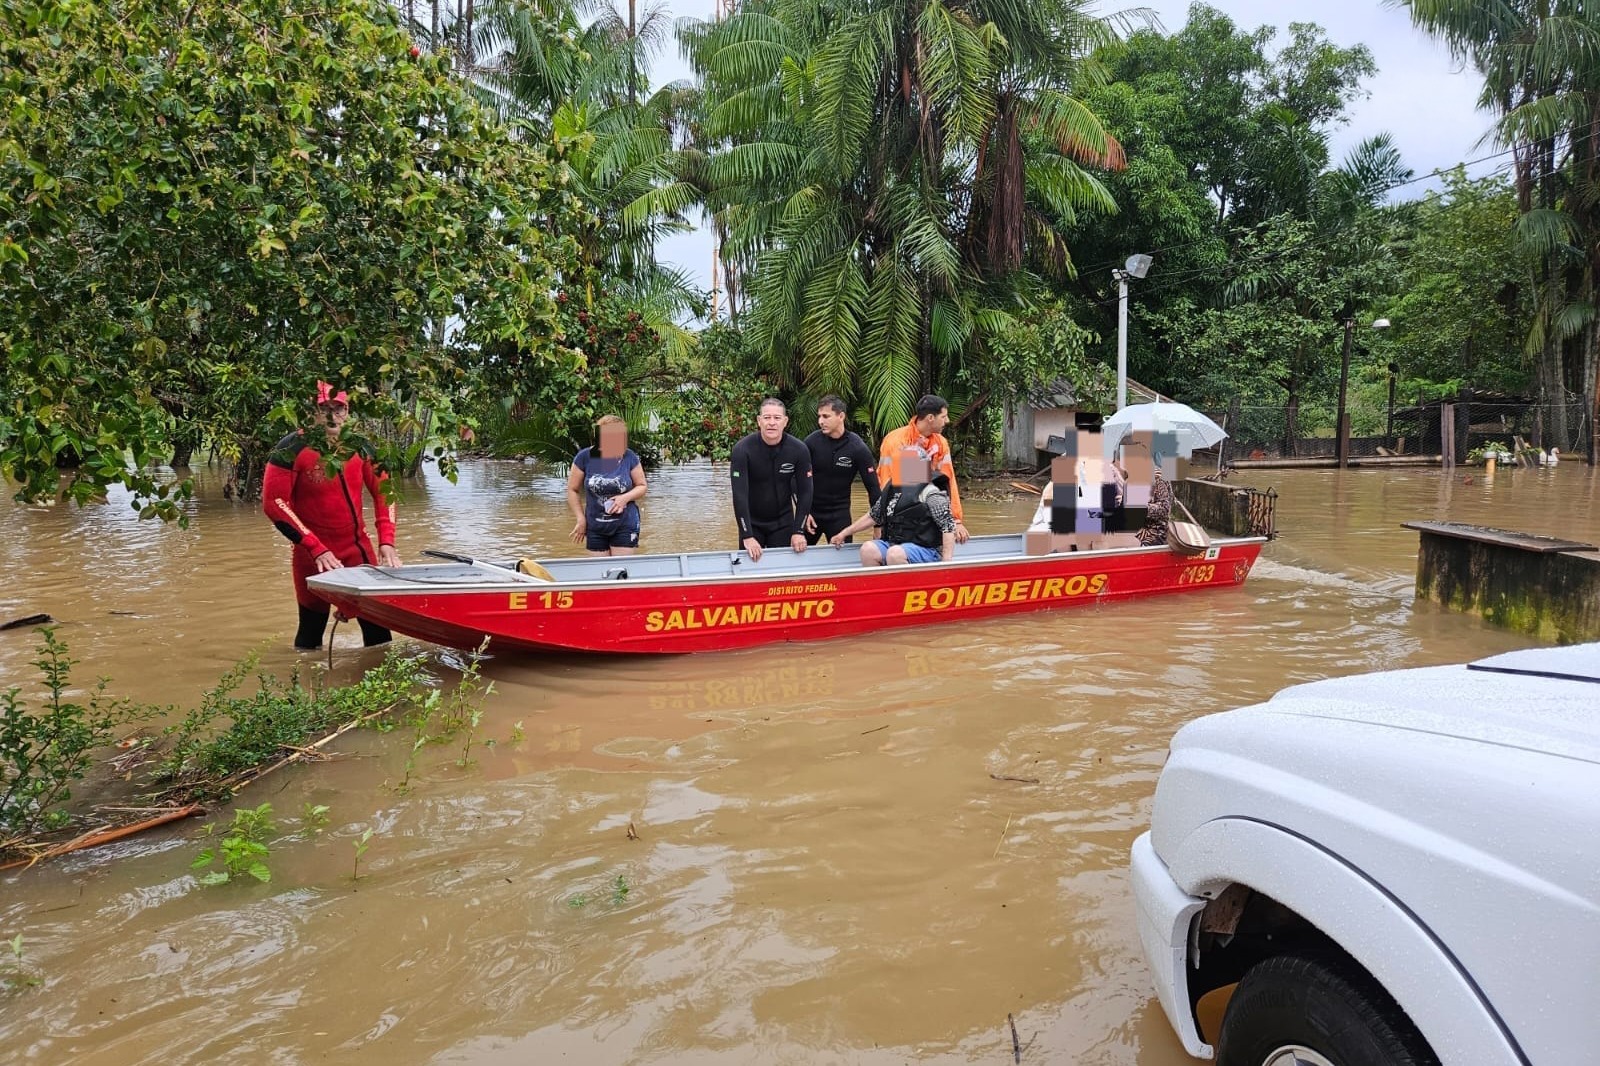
[884, 483, 945, 549]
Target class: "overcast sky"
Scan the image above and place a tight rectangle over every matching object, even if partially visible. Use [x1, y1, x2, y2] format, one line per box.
[649, 0, 1496, 303]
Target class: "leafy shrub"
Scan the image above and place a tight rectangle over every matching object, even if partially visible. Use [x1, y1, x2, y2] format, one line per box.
[0, 628, 146, 836]
[192, 803, 277, 885]
[159, 649, 435, 789]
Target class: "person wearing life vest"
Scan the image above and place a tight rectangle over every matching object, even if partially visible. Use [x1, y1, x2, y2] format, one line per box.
[876, 394, 969, 543]
[830, 449, 956, 565]
[261, 382, 401, 650]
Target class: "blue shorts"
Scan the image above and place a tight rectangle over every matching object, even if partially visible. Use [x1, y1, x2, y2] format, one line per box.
[869, 539, 942, 564]
[587, 523, 640, 551]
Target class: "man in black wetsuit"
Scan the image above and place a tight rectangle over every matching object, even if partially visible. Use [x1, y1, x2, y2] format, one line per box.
[730, 397, 814, 562]
[802, 394, 881, 545]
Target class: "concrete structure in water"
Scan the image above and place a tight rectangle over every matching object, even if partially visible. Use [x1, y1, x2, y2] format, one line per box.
[1175, 478, 1277, 539]
[1404, 521, 1600, 644]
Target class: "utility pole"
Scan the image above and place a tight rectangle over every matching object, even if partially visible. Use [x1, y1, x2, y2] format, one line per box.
[1114, 254, 1152, 411]
[1336, 318, 1354, 468]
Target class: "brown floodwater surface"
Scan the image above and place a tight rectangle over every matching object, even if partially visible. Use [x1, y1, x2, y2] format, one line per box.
[2, 458, 1597, 1064]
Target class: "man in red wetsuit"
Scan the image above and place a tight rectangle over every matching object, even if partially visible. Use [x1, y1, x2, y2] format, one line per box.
[262, 382, 401, 649]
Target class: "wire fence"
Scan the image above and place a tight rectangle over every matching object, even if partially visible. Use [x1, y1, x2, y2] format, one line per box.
[1202, 399, 1594, 462]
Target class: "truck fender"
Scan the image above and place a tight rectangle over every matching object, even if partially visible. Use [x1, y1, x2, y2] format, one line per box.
[1167, 817, 1527, 1066]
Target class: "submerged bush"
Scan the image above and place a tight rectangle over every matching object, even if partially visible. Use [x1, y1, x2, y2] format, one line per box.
[0, 628, 147, 836]
[158, 650, 437, 788]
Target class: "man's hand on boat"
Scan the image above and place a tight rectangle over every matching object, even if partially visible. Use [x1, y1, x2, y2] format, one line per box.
[790, 533, 807, 554]
[314, 550, 344, 572]
[954, 520, 970, 544]
[377, 543, 400, 567]
[742, 536, 764, 562]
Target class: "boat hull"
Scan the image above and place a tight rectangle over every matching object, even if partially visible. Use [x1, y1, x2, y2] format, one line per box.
[308, 536, 1265, 655]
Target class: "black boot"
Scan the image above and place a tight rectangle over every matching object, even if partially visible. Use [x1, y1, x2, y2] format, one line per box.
[294, 606, 330, 650]
[357, 618, 393, 647]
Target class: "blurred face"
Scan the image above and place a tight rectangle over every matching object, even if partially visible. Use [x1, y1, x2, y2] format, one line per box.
[914, 407, 949, 437]
[598, 422, 627, 455]
[1076, 429, 1105, 484]
[316, 402, 349, 441]
[817, 405, 846, 437]
[757, 402, 788, 444]
[1120, 432, 1155, 486]
[899, 448, 932, 484]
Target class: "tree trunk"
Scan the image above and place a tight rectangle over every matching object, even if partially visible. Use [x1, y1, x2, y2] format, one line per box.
[227, 444, 267, 503]
[1539, 335, 1570, 451]
[1585, 316, 1599, 464]
[628, 0, 638, 109]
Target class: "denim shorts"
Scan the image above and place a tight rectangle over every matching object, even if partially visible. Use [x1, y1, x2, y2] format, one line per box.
[587, 524, 640, 551]
[869, 539, 942, 564]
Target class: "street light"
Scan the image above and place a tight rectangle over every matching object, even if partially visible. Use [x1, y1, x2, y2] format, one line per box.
[1114, 254, 1153, 411]
[1335, 316, 1391, 467]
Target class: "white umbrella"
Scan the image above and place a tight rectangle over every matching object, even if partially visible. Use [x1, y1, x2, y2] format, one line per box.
[1101, 401, 1227, 459]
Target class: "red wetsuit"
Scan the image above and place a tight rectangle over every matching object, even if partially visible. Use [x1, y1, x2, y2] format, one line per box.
[262, 431, 396, 609]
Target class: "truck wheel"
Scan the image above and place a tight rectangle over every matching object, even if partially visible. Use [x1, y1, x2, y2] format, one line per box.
[1216, 952, 1439, 1066]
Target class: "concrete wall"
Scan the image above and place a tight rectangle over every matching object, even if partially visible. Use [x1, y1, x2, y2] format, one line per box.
[1174, 479, 1257, 538]
[1413, 532, 1600, 644]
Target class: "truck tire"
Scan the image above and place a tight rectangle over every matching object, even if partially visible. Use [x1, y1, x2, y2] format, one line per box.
[1217, 952, 1439, 1066]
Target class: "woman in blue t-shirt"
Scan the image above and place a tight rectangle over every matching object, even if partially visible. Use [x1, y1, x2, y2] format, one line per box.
[566, 414, 647, 555]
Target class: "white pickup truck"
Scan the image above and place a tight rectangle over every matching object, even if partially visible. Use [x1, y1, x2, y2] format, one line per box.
[1132, 643, 1600, 1066]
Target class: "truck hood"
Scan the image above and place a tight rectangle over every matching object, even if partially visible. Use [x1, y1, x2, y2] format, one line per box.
[1255, 642, 1600, 766]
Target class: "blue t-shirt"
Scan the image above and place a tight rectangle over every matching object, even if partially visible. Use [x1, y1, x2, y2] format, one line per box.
[573, 447, 641, 529]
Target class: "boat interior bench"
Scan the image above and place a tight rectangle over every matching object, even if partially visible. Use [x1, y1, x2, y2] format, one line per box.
[533, 533, 1042, 582]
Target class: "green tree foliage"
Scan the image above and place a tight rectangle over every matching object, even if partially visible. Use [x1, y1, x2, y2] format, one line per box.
[1103, 6, 1375, 230]
[1383, 169, 1532, 397]
[1152, 204, 1400, 447]
[0, 0, 583, 509]
[1066, 5, 1400, 431]
[458, 0, 705, 454]
[651, 324, 770, 461]
[1403, 0, 1600, 456]
[682, 0, 1125, 432]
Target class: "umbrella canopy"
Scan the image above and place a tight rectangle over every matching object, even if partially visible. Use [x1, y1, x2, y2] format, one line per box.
[1101, 401, 1226, 459]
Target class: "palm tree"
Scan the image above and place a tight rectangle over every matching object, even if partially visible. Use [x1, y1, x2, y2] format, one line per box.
[465, 0, 702, 348]
[681, 0, 1125, 431]
[1402, 0, 1600, 458]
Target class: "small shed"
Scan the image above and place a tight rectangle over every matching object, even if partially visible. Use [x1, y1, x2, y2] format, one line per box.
[1002, 377, 1166, 468]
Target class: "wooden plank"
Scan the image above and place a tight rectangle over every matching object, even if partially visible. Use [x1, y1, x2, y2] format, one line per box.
[1403, 520, 1597, 553]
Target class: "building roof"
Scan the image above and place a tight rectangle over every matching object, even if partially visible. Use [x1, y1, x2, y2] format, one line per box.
[1022, 376, 1166, 410]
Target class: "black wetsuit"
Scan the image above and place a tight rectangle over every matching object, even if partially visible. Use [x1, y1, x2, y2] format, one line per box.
[730, 431, 814, 548]
[803, 429, 881, 544]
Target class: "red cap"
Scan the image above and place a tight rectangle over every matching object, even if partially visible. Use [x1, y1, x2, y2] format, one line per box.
[315, 381, 349, 407]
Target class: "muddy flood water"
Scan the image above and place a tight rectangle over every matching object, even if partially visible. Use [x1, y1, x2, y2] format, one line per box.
[2, 458, 1597, 1065]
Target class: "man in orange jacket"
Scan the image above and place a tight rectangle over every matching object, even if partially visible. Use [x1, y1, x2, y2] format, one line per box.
[876, 394, 970, 543]
[262, 382, 401, 650]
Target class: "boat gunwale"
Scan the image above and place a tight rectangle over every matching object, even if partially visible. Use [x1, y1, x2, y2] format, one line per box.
[308, 534, 1268, 599]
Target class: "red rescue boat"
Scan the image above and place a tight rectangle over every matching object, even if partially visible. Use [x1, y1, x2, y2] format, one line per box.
[306, 533, 1265, 655]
